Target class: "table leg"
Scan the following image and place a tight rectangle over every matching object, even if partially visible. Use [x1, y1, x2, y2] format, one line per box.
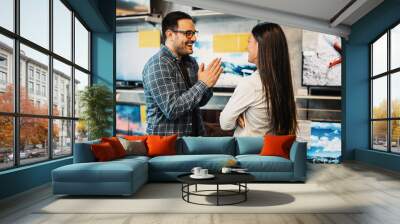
[217, 184, 219, 206]
[187, 184, 190, 202]
[245, 183, 247, 201]
[195, 184, 197, 192]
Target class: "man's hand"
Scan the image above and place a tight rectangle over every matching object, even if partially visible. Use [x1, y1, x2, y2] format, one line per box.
[198, 58, 223, 88]
[237, 114, 245, 128]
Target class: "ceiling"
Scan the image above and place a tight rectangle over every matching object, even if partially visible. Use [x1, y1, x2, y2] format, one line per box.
[166, 0, 384, 38]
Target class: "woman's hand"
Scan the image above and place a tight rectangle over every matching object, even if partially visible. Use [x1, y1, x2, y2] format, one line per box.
[237, 114, 245, 128]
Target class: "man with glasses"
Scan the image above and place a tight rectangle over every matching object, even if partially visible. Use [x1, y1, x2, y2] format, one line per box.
[143, 11, 223, 136]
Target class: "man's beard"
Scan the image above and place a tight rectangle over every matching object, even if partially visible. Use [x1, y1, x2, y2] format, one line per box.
[175, 41, 194, 57]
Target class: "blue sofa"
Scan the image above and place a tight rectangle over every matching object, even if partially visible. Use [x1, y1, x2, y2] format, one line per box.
[52, 137, 307, 196]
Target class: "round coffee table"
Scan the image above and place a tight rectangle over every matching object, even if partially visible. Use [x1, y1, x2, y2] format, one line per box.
[177, 173, 255, 206]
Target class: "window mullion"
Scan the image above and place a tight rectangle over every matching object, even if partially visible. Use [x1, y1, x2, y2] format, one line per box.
[13, 0, 20, 167]
[388, 29, 391, 152]
[71, 10, 76, 153]
[48, 0, 54, 160]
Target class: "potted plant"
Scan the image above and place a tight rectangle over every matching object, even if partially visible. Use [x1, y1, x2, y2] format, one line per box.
[79, 84, 113, 140]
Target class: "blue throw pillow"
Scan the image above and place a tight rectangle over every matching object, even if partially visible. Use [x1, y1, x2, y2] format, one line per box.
[236, 137, 264, 155]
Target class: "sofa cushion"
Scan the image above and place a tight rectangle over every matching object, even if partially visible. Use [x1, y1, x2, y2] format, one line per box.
[52, 159, 147, 183]
[236, 155, 293, 172]
[149, 154, 235, 172]
[118, 138, 147, 156]
[115, 155, 150, 163]
[260, 135, 296, 159]
[101, 137, 127, 158]
[235, 137, 263, 155]
[124, 135, 148, 141]
[147, 135, 178, 157]
[179, 137, 235, 155]
[91, 142, 118, 161]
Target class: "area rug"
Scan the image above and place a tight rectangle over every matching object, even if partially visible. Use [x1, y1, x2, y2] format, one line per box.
[37, 183, 361, 214]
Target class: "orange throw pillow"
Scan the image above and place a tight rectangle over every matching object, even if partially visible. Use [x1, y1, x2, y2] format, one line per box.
[124, 135, 148, 141]
[91, 142, 117, 161]
[101, 137, 126, 158]
[259, 135, 296, 159]
[146, 135, 178, 157]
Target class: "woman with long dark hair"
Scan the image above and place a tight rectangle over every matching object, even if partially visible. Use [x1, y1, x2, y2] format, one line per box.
[220, 23, 297, 136]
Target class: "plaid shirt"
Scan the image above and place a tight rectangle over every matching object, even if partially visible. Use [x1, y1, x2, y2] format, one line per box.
[142, 45, 213, 136]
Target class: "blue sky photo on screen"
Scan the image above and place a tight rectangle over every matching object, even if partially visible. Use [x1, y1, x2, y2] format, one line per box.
[308, 122, 341, 164]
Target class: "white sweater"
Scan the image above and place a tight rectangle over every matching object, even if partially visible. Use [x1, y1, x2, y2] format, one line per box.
[219, 71, 271, 137]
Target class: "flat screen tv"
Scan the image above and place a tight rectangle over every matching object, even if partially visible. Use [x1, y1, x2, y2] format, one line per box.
[116, 32, 159, 84]
[302, 31, 342, 87]
[192, 35, 257, 88]
[116, 104, 147, 135]
[116, 0, 151, 17]
[307, 121, 341, 164]
[116, 32, 257, 89]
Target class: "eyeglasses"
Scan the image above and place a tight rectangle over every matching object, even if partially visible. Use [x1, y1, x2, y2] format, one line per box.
[172, 30, 199, 38]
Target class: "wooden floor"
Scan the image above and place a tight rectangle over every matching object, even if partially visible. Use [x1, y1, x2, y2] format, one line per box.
[1, 162, 400, 224]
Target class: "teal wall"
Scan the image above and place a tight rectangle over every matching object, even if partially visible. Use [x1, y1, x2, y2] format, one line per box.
[0, 158, 72, 199]
[0, 0, 115, 200]
[91, 0, 116, 136]
[344, 0, 400, 171]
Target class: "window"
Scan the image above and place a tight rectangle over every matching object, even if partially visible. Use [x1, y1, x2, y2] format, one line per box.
[0, 71, 6, 85]
[29, 67, 34, 80]
[74, 69, 89, 118]
[371, 22, 400, 154]
[0, 116, 13, 170]
[42, 85, 46, 97]
[75, 17, 89, 70]
[35, 70, 41, 81]
[53, 119, 72, 158]
[0, 35, 13, 113]
[36, 84, 40, 95]
[53, 59, 72, 117]
[0, 55, 7, 67]
[28, 81, 34, 94]
[53, 0, 72, 60]
[20, 117, 49, 165]
[20, 0, 49, 49]
[0, 0, 91, 170]
[0, 0, 14, 32]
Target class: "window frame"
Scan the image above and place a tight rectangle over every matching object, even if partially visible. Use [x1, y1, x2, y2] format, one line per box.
[370, 20, 400, 154]
[0, 0, 92, 171]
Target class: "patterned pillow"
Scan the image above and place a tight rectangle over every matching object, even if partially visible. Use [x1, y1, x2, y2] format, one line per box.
[118, 137, 147, 156]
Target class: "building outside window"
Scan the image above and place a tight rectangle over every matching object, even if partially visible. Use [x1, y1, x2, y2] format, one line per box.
[0, 0, 91, 170]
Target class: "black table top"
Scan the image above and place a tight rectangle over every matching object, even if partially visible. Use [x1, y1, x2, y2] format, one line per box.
[177, 172, 255, 185]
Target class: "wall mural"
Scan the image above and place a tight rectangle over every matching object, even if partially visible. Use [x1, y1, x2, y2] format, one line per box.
[302, 31, 342, 87]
